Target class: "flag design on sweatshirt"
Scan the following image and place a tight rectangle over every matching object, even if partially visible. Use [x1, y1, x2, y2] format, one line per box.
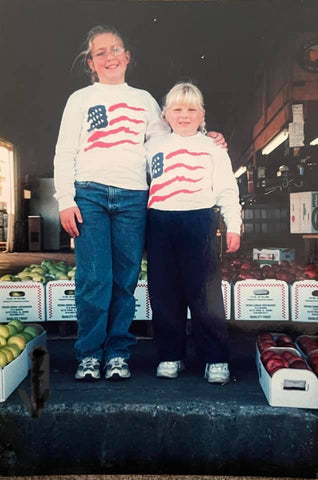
[85, 102, 145, 152]
[148, 148, 210, 208]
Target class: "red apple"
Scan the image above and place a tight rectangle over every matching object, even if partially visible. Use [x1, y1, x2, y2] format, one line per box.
[261, 350, 276, 363]
[289, 359, 308, 369]
[276, 334, 293, 345]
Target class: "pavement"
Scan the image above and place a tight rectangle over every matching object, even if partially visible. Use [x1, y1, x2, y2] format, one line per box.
[1, 327, 318, 479]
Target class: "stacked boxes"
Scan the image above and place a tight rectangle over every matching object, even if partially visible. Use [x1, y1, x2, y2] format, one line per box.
[0, 282, 46, 322]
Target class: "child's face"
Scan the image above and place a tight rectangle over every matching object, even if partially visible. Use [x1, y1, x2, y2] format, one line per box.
[87, 33, 130, 85]
[164, 104, 205, 136]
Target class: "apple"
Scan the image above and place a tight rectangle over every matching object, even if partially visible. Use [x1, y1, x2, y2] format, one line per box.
[0, 274, 14, 282]
[265, 355, 289, 374]
[5, 324, 18, 336]
[7, 335, 26, 351]
[0, 347, 14, 363]
[8, 319, 24, 332]
[258, 340, 277, 353]
[0, 351, 8, 368]
[0, 335, 7, 347]
[4, 344, 20, 359]
[0, 325, 10, 339]
[269, 365, 284, 376]
[18, 332, 33, 343]
[23, 325, 39, 338]
[289, 359, 309, 369]
[261, 350, 276, 363]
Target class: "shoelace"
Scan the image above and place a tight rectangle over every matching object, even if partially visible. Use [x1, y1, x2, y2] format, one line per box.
[81, 358, 99, 369]
[108, 357, 127, 368]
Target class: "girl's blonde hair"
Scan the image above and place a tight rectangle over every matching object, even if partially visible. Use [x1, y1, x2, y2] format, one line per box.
[162, 82, 206, 133]
[72, 25, 127, 83]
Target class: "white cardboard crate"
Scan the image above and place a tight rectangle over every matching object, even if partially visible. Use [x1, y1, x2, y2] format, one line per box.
[290, 191, 318, 233]
[0, 347, 28, 402]
[134, 281, 151, 320]
[46, 280, 77, 321]
[0, 282, 46, 322]
[253, 248, 295, 265]
[256, 341, 318, 409]
[25, 329, 47, 370]
[234, 279, 289, 321]
[291, 280, 318, 322]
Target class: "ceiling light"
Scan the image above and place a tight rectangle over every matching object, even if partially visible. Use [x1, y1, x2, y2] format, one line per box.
[234, 166, 247, 178]
[310, 137, 318, 146]
[261, 129, 289, 155]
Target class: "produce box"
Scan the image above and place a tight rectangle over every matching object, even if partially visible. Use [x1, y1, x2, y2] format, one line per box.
[46, 280, 76, 321]
[0, 282, 46, 322]
[256, 340, 318, 409]
[291, 280, 318, 322]
[253, 248, 295, 266]
[134, 281, 151, 320]
[290, 191, 318, 233]
[234, 279, 289, 321]
[0, 347, 28, 402]
[25, 327, 47, 371]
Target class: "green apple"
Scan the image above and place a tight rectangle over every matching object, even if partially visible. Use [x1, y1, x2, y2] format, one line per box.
[24, 324, 44, 337]
[18, 332, 33, 343]
[0, 325, 10, 339]
[9, 319, 24, 332]
[17, 270, 34, 280]
[7, 335, 26, 351]
[0, 351, 8, 368]
[6, 324, 18, 336]
[31, 267, 46, 275]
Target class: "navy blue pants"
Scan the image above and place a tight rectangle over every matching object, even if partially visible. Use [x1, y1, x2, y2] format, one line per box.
[146, 208, 229, 365]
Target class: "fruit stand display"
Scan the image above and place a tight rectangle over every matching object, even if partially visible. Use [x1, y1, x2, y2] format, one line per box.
[256, 332, 318, 408]
[0, 319, 46, 401]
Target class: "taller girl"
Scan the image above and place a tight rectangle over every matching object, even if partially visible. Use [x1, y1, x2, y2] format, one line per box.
[53, 25, 225, 382]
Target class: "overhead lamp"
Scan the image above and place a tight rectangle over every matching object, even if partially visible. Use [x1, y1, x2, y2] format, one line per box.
[310, 137, 318, 146]
[261, 129, 289, 155]
[234, 166, 247, 178]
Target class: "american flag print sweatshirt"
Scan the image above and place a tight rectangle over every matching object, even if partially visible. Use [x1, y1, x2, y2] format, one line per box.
[54, 82, 169, 211]
[146, 132, 241, 235]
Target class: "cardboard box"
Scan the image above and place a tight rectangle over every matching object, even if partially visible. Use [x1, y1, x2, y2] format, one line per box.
[253, 248, 295, 266]
[0, 282, 46, 322]
[291, 280, 318, 322]
[0, 348, 28, 402]
[46, 280, 76, 321]
[290, 191, 318, 233]
[25, 328, 47, 370]
[134, 281, 151, 320]
[256, 341, 318, 409]
[234, 279, 289, 321]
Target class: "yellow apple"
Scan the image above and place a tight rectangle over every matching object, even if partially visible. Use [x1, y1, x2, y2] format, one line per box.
[0, 335, 7, 347]
[5, 344, 20, 359]
[0, 347, 14, 363]
[0, 325, 10, 339]
[0, 351, 8, 368]
[7, 335, 26, 351]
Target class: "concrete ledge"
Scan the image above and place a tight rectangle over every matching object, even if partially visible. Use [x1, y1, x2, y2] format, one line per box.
[0, 334, 318, 477]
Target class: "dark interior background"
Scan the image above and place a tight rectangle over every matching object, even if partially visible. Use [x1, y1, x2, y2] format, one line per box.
[1, 0, 318, 177]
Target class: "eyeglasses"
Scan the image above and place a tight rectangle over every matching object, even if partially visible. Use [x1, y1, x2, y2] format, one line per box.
[93, 46, 126, 59]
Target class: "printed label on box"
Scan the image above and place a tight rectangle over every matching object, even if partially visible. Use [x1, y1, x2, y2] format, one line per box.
[134, 281, 151, 320]
[234, 280, 289, 320]
[0, 282, 45, 322]
[291, 280, 318, 322]
[46, 281, 77, 321]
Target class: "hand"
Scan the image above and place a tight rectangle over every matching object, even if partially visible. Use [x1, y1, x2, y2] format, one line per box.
[226, 232, 240, 253]
[59, 206, 83, 238]
[206, 131, 228, 150]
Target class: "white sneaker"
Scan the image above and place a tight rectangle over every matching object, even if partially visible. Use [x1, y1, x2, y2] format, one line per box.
[75, 357, 101, 381]
[156, 360, 185, 379]
[105, 357, 131, 380]
[204, 363, 230, 384]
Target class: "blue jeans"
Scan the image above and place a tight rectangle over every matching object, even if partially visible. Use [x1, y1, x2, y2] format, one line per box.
[74, 181, 148, 362]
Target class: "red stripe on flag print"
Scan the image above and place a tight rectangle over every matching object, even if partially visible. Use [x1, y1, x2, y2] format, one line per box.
[108, 103, 146, 112]
[110, 116, 145, 125]
[88, 126, 139, 142]
[84, 139, 139, 152]
[149, 176, 203, 196]
[148, 189, 202, 208]
[166, 149, 210, 159]
[165, 163, 205, 173]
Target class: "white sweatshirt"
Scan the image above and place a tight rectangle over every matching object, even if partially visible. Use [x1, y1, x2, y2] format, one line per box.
[53, 82, 169, 211]
[146, 132, 242, 234]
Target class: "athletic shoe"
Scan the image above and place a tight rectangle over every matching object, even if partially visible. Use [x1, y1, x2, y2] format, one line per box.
[75, 357, 101, 381]
[105, 357, 131, 380]
[156, 360, 185, 379]
[204, 362, 230, 384]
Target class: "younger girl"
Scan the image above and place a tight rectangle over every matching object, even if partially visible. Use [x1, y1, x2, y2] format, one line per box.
[53, 26, 226, 382]
[146, 82, 241, 384]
